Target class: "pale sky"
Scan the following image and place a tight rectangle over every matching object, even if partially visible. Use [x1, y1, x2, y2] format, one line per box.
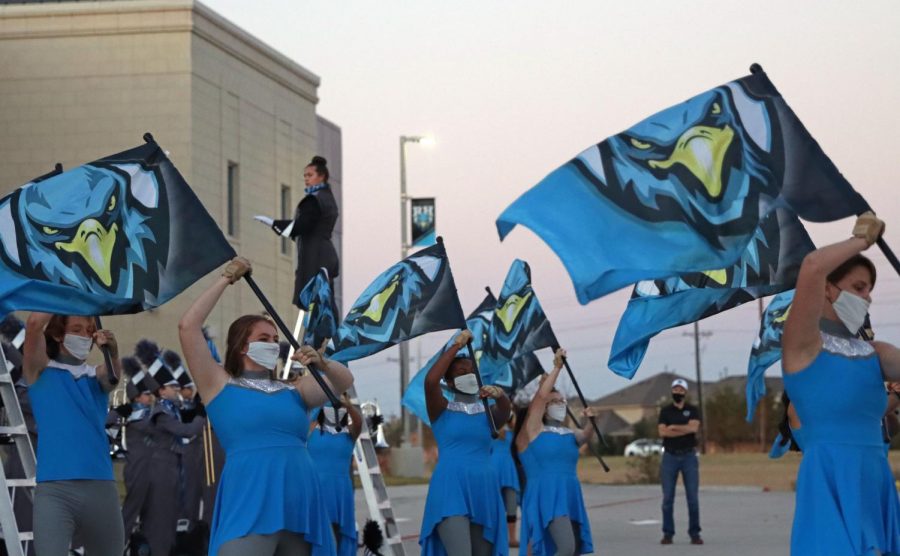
[205, 0, 900, 416]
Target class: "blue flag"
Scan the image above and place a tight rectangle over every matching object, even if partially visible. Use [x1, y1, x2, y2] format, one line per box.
[330, 240, 466, 363]
[0, 140, 235, 316]
[480, 260, 557, 388]
[297, 268, 338, 349]
[609, 206, 814, 379]
[499, 353, 546, 396]
[402, 292, 496, 426]
[497, 70, 868, 304]
[746, 290, 794, 421]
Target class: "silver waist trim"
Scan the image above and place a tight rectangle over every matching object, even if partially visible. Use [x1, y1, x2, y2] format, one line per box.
[543, 426, 574, 436]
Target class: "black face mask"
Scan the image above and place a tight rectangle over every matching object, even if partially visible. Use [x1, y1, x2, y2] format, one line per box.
[672, 393, 686, 404]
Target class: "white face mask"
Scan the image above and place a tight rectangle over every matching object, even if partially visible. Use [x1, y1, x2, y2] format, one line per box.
[245, 341, 279, 371]
[832, 290, 870, 336]
[547, 404, 567, 422]
[323, 407, 348, 424]
[454, 373, 479, 395]
[63, 334, 93, 361]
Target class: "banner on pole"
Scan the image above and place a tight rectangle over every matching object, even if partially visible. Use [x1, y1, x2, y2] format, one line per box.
[411, 198, 436, 248]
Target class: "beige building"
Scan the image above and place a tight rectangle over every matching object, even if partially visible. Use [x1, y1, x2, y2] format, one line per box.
[0, 0, 342, 358]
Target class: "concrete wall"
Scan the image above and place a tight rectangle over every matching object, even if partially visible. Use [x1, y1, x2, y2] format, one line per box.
[0, 0, 325, 358]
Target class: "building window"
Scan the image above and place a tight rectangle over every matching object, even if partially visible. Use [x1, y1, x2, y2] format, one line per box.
[280, 184, 291, 255]
[227, 162, 239, 237]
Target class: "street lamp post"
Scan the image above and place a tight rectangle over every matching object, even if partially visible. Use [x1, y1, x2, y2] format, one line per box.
[399, 134, 431, 447]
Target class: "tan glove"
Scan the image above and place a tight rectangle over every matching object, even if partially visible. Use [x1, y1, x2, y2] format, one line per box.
[553, 348, 567, 369]
[852, 211, 885, 248]
[453, 329, 474, 348]
[480, 385, 504, 400]
[222, 257, 252, 284]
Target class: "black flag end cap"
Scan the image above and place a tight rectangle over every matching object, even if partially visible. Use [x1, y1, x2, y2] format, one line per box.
[749, 63, 764, 74]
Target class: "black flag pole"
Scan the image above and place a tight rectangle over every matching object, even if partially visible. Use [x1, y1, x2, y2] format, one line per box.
[466, 339, 499, 438]
[94, 316, 119, 386]
[242, 275, 341, 409]
[558, 354, 610, 472]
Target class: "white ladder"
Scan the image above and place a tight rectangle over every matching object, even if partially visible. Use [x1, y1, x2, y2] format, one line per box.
[0, 341, 36, 556]
[350, 386, 405, 556]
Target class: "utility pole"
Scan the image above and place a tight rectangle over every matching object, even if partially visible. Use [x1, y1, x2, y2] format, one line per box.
[683, 323, 712, 453]
[758, 298, 767, 451]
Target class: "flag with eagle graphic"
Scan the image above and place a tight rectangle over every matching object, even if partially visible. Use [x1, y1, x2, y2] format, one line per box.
[402, 292, 495, 426]
[0, 139, 235, 316]
[496, 69, 869, 304]
[297, 268, 338, 349]
[745, 289, 794, 421]
[479, 259, 558, 389]
[401, 291, 548, 425]
[329, 239, 466, 363]
[608, 206, 814, 379]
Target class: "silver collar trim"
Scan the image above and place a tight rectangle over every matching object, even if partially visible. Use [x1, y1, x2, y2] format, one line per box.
[229, 377, 293, 394]
[49, 360, 96, 379]
[543, 425, 574, 436]
[820, 331, 875, 358]
[447, 401, 485, 415]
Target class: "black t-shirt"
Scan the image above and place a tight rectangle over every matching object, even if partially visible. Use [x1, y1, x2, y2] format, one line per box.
[658, 403, 701, 453]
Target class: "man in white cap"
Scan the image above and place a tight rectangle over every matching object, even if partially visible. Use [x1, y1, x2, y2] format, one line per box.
[657, 378, 702, 545]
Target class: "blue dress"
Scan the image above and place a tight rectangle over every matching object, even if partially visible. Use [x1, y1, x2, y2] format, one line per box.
[205, 378, 335, 556]
[308, 426, 357, 556]
[420, 401, 508, 555]
[784, 330, 900, 555]
[519, 427, 593, 555]
[490, 433, 520, 495]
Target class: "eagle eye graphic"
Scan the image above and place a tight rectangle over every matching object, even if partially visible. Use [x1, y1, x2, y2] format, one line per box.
[42, 226, 59, 235]
[630, 138, 653, 150]
[710, 102, 721, 115]
[107, 194, 116, 212]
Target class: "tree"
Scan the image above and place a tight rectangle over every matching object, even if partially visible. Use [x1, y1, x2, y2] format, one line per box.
[703, 386, 755, 449]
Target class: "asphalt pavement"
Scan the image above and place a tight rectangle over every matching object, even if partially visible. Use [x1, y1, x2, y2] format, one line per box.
[356, 484, 795, 556]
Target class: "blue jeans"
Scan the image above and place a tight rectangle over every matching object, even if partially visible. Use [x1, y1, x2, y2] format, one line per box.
[660, 451, 700, 538]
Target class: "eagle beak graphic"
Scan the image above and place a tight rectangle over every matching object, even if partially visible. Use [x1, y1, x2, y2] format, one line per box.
[55, 219, 118, 287]
[773, 306, 792, 324]
[496, 292, 532, 334]
[648, 125, 734, 199]
[701, 269, 728, 286]
[361, 279, 400, 323]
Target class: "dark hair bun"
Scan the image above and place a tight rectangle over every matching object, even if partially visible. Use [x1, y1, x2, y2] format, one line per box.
[310, 156, 327, 167]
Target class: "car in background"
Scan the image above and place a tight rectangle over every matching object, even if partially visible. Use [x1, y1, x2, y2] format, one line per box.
[624, 438, 663, 457]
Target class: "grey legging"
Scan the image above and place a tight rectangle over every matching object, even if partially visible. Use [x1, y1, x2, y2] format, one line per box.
[548, 515, 581, 556]
[502, 487, 517, 520]
[218, 530, 312, 556]
[33, 480, 124, 556]
[436, 515, 494, 556]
